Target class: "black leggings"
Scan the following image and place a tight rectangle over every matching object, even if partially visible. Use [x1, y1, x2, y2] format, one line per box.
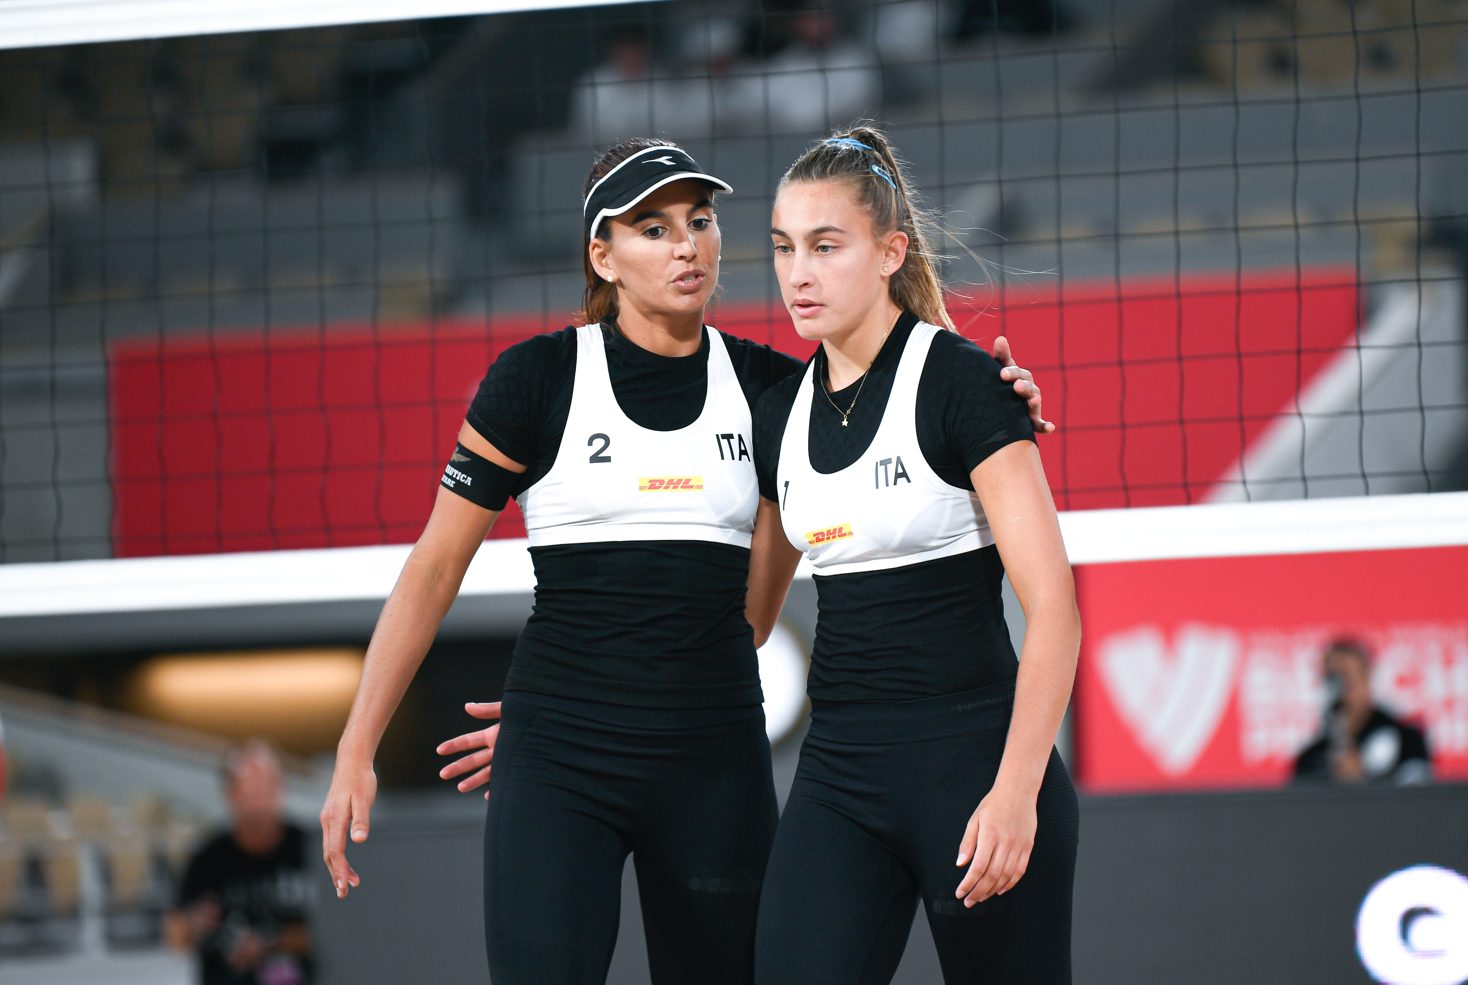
[755, 683, 1079, 985]
[483, 689, 778, 985]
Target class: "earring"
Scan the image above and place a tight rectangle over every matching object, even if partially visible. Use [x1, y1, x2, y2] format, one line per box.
[882, 265, 890, 274]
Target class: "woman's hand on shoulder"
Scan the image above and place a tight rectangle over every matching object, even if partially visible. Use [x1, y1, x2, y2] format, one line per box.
[991, 335, 1054, 435]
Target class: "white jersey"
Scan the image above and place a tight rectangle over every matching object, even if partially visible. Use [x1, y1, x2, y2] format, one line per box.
[777, 321, 994, 576]
[519, 324, 758, 549]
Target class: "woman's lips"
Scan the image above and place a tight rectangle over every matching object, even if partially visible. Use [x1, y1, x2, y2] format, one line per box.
[791, 299, 824, 317]
[673, 271, 706, 293]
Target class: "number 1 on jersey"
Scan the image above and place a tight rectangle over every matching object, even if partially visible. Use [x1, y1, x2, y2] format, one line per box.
[781, 480, 789, 511]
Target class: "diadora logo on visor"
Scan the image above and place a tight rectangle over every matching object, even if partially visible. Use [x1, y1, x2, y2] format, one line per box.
[646, 155, 677, 166]
[805, 524, 854, 545]
[639, 476, 704, 492]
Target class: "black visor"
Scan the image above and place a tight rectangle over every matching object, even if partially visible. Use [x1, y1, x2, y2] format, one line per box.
[583, 145, 733, 243]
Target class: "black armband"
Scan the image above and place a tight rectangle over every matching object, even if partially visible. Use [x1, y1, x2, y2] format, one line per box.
[440, 443, 519, 511]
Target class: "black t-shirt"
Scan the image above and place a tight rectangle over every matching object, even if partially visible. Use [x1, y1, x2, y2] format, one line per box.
[464, 322, 803, 708]
[176, 824, 313, 985]
[1292, 707, 1433, 784]
[753, 313, 1036, 702]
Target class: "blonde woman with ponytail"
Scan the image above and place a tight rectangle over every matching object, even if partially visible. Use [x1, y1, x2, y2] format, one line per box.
[753, 126, 1079, 984]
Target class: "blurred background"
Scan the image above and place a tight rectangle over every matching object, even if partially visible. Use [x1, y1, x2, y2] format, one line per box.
[0, 0, 1465, 982]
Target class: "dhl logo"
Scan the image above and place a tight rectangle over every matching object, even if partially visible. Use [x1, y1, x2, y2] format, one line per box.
[805, 524, 854, 545]
[639, 476, 705, 491]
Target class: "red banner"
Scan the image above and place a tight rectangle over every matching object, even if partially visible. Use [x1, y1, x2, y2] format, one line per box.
[1074, 545, 1468, 791]
[110, 270, 1358, 556]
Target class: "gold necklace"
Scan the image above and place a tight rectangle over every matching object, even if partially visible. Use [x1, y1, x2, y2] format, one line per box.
[821, 325, 893, 427]
[822, 367, 867, 427]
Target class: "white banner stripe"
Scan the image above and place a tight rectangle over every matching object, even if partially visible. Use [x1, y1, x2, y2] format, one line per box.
[1, 492, 1465, 618]
[0, 0, 662, 50]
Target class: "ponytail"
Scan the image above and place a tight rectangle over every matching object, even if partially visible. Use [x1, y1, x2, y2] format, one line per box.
[779, 123, 954, 331]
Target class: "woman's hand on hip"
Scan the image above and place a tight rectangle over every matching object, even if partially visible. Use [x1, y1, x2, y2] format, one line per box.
[436, 701, 502, 799]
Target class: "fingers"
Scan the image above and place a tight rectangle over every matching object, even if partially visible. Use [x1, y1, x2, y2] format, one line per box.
[998, 848, 1032, 896]
[457, 765, 492, 793]
[954, 811, 980, 868]
[435, 723, 498, 757]
[439, 746, 493, 782]
[970, 846, 1018, 906]
[997, 362, 1056, 435]
[992, 335, 1014, 366]
[959, 840, 1032, 907]
[464, 701, 502, 722]
[955, 832, 998, 903]
[349, 792, 371, 853]
[1008, 375, 1055, 435]
[319, 799, 353, 900]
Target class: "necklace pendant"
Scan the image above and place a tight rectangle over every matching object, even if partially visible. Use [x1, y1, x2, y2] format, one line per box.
[840, 417, 849, 427]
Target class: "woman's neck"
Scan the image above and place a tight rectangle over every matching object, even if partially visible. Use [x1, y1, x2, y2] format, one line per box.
[822, 300, 902, 390]
[614, 305, 705, 357]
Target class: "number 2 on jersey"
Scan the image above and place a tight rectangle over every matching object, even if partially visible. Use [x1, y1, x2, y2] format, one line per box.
[588, 433, 612, 463]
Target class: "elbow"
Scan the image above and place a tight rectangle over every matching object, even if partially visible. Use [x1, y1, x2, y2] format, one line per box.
[750, 615, 773, 650]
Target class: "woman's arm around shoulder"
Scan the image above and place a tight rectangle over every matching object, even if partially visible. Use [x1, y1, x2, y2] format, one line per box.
[744, 375, 806, 647]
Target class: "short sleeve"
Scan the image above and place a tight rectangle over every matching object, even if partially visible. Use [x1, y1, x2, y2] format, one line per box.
[923, 333, 1036, 477]
[720, 331, 806, 410]
[464, 332, 570, 466]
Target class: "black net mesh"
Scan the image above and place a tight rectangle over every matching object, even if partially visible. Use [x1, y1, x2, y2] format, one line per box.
[1, 0, 1466, 562]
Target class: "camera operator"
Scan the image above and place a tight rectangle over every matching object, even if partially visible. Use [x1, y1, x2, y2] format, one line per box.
[1292, 638, 1431, 785]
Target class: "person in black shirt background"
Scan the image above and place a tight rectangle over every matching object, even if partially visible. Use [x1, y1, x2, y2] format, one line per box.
[322, 136, 1049, 985]
[169, 740, 313, 985]
[1293, 638, 1432, 785]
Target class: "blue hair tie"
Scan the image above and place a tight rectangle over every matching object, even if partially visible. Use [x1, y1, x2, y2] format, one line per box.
[870, 164, 897, 192]
[827, 136, 874, 152]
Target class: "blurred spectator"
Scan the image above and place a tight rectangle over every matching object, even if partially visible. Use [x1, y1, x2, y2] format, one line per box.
[725, 3, 880, 133]
[0, 709, 7, 808]
[166, 739, 314, 985]
[570, 26, 716, 144]
[1292, 639, 1431, 785]
[570, 27, 658, 144]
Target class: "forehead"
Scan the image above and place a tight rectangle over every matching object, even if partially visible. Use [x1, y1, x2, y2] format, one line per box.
[612, 178, 715, 219]
[1325, 648, 1368, 671]
[229, 751, 281, 784]
[772, 179, 867, 228]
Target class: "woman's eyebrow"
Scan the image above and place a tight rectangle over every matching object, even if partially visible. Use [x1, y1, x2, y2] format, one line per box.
[630, 208, 668, 225]
[630, 198, 714, 225]
[769, 225, 847, 238]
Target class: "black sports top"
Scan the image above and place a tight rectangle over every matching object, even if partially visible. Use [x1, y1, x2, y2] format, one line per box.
[461, 322, 802, 709]
[753, 313, 1036, 702]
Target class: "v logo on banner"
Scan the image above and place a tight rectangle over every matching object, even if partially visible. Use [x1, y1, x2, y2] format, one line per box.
[1098, 625, 1239, 776]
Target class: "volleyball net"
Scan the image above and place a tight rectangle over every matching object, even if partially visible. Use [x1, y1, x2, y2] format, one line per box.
[0, 0, 1463, 562]
[1, 0, 1467, 784]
